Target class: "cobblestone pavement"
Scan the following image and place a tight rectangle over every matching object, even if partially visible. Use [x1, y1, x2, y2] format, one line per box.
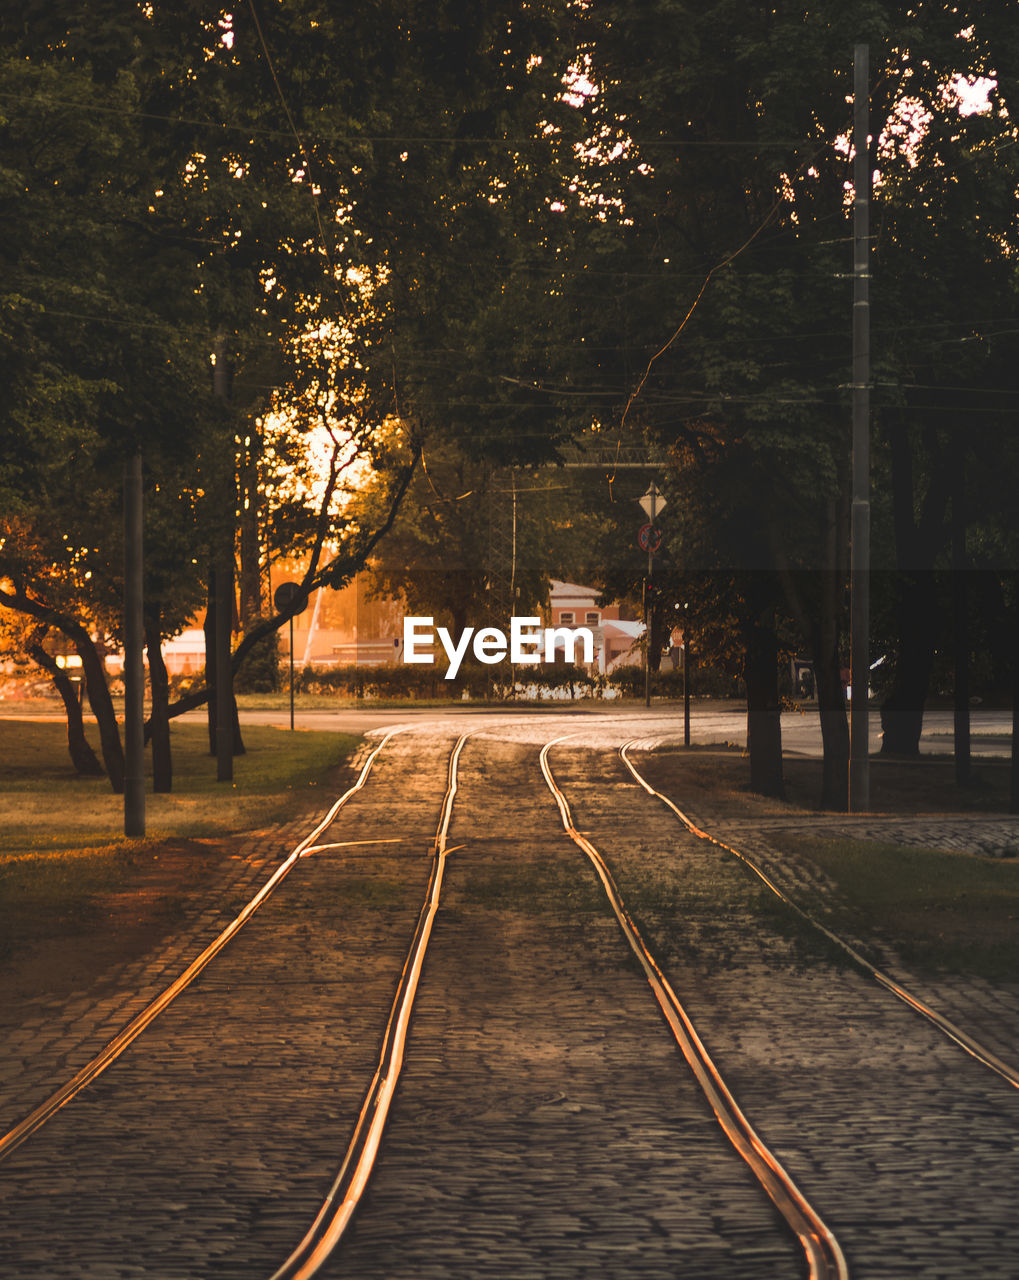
[583, 744, 1019, 1279]
[705, 813, 1019, 859]
[1, 718, 1018, 1279]
[628, 746, 1019, 1075]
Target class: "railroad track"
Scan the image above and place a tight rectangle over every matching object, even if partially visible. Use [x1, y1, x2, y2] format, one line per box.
[0, 725, 469, 1277]
[0, 723, 416, 1164]
[618, 738, 1019, 1092]
[273, 730, 845, 1279]
[3, 721, 1017, 1278]
[0, 723, 842, 1278]
[540, 736, 847, 1280]
[269, 730, 472, 1280]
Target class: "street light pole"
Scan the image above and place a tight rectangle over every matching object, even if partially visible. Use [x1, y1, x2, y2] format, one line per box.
[123, 452, 145, 836]
[849, 43, 872, 812]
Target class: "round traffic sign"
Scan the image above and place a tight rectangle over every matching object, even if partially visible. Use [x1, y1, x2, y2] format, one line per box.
[273, 581, 309, 615]
[638, 523, 663, 553]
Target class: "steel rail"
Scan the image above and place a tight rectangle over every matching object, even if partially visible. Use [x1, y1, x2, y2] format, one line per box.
[619, 739, 1019, 1092]
[0, 725, 415, 1164]
[540, 737, 848, 1280]
[269, 731, 473, 1280]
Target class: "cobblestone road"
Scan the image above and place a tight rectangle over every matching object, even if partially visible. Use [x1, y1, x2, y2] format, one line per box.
[1, 716, 1017, 1279]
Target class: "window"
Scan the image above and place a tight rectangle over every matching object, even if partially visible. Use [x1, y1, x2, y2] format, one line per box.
[585, 611, 600, 626]
[559, 611, 574, 625]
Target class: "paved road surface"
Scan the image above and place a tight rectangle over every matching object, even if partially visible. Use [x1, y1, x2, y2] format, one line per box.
[1, 714, 1017, 1279]
[225, 702, 1012, 759]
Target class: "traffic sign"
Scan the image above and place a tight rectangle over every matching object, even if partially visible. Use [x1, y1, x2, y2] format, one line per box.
[638, 483, 666, 521]
[273, 581, 308, 615]
[638, 523, 663, 553]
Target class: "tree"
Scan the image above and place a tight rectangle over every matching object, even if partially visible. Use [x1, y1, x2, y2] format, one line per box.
[870, 66, 1018, 757]
[551, 1, 1018, 806]
[0, 4, 421, 783]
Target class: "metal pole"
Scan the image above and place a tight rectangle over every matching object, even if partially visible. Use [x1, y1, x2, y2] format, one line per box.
[289, 615, 295, 731]
[849, 44, 871, 812]
[644, 549, 654, 708]
[645, 489, 657, 708]
[123, 453, 145, 836]
[684, 634, 691, 747]
[213, 336, 234, 782]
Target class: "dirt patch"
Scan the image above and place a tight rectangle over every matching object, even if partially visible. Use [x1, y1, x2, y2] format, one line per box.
[0, 838, 238, 1010]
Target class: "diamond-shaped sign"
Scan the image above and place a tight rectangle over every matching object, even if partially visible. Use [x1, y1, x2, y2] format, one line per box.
[638, 483, 666, 521]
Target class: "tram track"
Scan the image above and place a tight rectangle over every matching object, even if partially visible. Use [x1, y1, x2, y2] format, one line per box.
[540, 736, 848, 1280]
[0, 724, 466, 1280]
[540, 733, 1019, 1280]
[327, 729, 812, 1280]
[0, 724, 417, 1164]
[270, 731, 471, 1280]
[4, 719, 1017, 1279]
[1, 724, 842, 1279]
[618, 739, 1019, 1092]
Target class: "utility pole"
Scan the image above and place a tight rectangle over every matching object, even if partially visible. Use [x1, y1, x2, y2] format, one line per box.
[123, 452, 145, 836]
[849, 44, 871, 812]
[213, 336, 234, 783]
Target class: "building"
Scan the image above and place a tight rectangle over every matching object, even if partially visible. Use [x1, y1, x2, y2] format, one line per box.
[546, 580, 642, 673]
[162, 572, 645, 674]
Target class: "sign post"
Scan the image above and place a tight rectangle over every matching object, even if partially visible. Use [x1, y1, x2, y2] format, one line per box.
[637, 484, 666, 707]
[274, 582, 308, 730]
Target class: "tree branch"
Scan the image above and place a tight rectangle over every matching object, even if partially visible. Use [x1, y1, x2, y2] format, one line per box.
[161, 448, 420, 721]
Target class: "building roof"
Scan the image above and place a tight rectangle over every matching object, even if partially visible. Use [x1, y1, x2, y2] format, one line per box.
[549, 579, 600, 603]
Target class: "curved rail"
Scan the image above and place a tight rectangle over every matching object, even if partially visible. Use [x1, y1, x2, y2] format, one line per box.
[540, 737, 848, 1280]
[270, 731, 472, 1280]
[0, 725, 415, 1164]
[619, 739, 1019, 1092]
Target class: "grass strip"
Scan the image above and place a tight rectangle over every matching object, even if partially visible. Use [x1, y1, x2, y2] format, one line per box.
[771, 834, 1019, 981]
[1, 720, 360, 851]
[0, 719, 360, 962]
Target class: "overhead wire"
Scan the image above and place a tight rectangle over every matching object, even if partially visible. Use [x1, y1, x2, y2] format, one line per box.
[245, 0, 332, 270]
[0, 87, 822, 151]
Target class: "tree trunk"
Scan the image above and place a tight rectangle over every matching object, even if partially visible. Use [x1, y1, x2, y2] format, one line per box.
[27, 634, 104, 776]
[238, 427, 264, 631]
[951, 436, 971, 786]
[813, 636, 849, 811]
[74, 631, 125, 793]
[1012, 641, 1019, 816]
[0, 589, 123, 789]
[743, 606, 784, 799]
[1010, 573, 1019, 816]
[772, 497, 850, 811]
[145, 619, 172, 793]
[204, 565, 246, 757]
[880, 418, 951, 757]
[814, 558, 850, 814]
[880, 568, 939, 755]
[205, 565, 218, 755]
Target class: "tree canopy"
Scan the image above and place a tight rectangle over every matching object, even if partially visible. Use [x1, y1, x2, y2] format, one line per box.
[2, 3, 1016, 806]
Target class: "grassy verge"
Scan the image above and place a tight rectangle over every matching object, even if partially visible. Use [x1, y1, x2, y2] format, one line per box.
[0, 719, 360, 966]
[648, 744, 1015, 815]
[768, 833, 1019, 980]
[607, 848, 856, 975]
[0, 720, 360, 853]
